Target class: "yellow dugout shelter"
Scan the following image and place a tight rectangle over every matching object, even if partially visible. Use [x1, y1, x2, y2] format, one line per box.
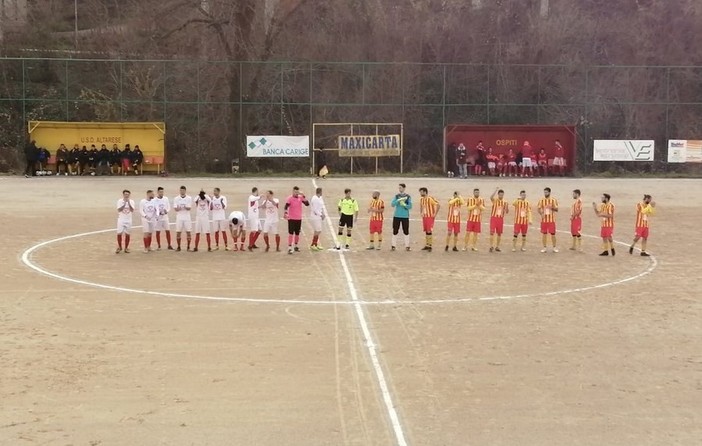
[28, 121, 166, 173]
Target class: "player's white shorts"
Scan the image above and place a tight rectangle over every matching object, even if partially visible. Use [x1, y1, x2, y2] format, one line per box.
[247, 216, 261, 232]
[212, 219, 228, 232]
[508, 161, 517, 166]
[176, 218, 192, 232]
[487, 162, 496, 169]
[553, 157, 565, 166]
[117, 219, 132, 234]
[195, 217, 211, 234]
[522, 158, 533, 168]
[142, 219, 156, 234]
[263, 219, 279, 234]
[155, 217, 170, 231]
[309, 218, 323, 233]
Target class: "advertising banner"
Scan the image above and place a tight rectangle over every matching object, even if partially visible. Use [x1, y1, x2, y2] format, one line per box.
[593, 140, 655, 161]
[338, 134, 401, 157]
[667, 140, 702, 163]
[246, 136, 309, 158]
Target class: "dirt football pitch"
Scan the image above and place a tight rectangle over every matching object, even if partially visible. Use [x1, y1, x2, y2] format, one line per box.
[2, 175, 701, 445]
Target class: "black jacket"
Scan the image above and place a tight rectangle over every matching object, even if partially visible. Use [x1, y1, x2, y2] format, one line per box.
[24, 142, 38, 161]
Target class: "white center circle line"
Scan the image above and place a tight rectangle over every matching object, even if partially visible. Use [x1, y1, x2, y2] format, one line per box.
[20, 227, 657, 305]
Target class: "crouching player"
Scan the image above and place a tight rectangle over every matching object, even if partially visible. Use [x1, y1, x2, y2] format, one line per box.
[228, 210, 247, 252]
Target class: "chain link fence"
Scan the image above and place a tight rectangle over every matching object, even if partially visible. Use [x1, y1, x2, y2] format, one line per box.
[1, 58, 701, 174]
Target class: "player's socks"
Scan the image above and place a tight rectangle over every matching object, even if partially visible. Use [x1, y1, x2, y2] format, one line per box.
[176, 234, 181, 249]
[294, 234, 300, 247]
[194, 234, 200, 249]
[156, 231, 161, 248]
[571, 236, 577, 250]
[206, 233, 211, 249]
[496, 234, 502, 248]
[463, 233, 470, 249]
[186, 235, 191, 250]
[641, 239, 647, 252]
[445, 235, 451, 248]
[288, 234, 294, 247]
[221, 232, 228, 248]
[117, 234, 123, 249]
[403, 234, 410, 248]
[391, 234, 397, 248]
[165, 231, 172, 248]
[275, 235, 281, 250]
[427, 233, 433, 247]
[346, 232, 352, 249]
[215, 232, 220, 246]
[265, 234, 271, 247]
[248, 232, 256, 248]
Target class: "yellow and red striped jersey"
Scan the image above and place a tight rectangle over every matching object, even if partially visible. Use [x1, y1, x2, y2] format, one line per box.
[369, 198, 385, 221]
[537, 197, 558, 223]
[447, 197, 464, 223]
[571, 198, 582, 219]
[420, 196, 440, 218]
[466, 197, 485, 222]
[490, 198, 508, 218]
[512, 199, 532, 225]
[599, 202, 615, 228]
[635, 202, 654, 228]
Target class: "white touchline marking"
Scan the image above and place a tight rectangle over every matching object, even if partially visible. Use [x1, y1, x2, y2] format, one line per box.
[312, 179, 409, 446]
[19, 226, 658, 305]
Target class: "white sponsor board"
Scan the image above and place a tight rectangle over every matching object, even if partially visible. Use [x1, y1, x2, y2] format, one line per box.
[246, 135, 309, 157]
[667, 139, 702, 163]
[593, 140, 655, 161]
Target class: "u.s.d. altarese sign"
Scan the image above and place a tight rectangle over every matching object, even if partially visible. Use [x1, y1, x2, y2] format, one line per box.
[338, 134, 401, 157]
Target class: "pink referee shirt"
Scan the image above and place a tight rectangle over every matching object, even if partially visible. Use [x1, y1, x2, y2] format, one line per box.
[286, 195, 307, 220]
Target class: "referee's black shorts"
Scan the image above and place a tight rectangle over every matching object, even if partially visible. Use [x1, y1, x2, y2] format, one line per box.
[338, 214, 354, 228]
[288, 219, 302, 235]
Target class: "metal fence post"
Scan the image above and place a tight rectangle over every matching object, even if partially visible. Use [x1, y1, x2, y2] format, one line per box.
[442, 64, 447, 173]
[486, 65, 490, 124]
[65, 60, 69, 120]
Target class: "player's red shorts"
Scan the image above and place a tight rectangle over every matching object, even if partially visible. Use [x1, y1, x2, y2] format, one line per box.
[570, 217, 582, 236]
[514, 223, 529, 235]
[369, 219, 383, 234]
[422, 216, 436, 233]
[447, 221, 460, 234]
[600, 226, 613, 238]
[489, 217, 504, 235]
[540, 221, 556, 234]
[635, 226, 649, 239]
[466, 220, 481, 233]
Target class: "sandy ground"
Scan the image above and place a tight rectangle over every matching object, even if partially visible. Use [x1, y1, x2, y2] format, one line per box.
[1, 175, 701, 445]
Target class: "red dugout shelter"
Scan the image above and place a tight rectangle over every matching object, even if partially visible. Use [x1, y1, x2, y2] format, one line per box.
[444, 125, 577, 174]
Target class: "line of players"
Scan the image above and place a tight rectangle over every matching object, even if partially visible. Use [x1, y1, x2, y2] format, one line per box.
[329, 184, 655, 256]
[116, 185, 296, 254]
[115, 184, 656, 257]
